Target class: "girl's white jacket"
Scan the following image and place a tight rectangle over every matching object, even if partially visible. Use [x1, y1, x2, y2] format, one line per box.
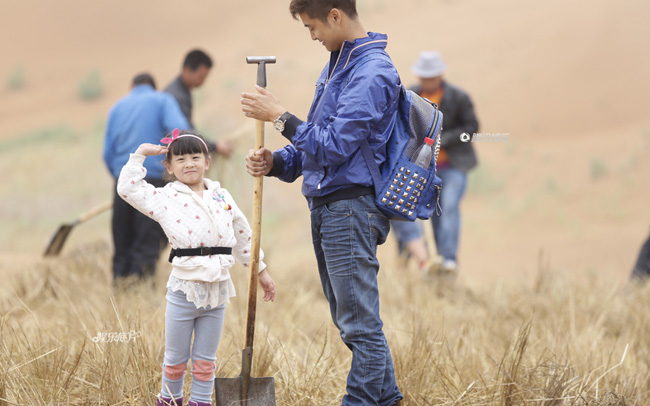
[117, 154, 265, 283]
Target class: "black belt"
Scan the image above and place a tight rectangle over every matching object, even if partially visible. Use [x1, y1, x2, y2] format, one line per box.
[168, 247, 232, 262]
[311, 186, 375, 209]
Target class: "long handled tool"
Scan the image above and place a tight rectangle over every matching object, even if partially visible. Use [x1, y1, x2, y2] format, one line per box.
[43, 201, 112, 257]
[215, 56, 277, 406]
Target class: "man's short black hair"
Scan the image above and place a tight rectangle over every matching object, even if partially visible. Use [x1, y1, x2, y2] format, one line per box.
[132, 73, 156, 89]
[289, 0, 358, 21]
[183, 49, 213, 71]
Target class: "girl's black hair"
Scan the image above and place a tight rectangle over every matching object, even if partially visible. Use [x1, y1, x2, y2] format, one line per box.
[164, 130, 209, 165]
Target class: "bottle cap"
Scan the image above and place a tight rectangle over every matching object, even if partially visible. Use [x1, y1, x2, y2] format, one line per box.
[424, 137, 434, 145]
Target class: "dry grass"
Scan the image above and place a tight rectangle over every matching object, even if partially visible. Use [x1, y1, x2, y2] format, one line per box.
[1, 240, 648, 406]
[0, 123, 648, 405]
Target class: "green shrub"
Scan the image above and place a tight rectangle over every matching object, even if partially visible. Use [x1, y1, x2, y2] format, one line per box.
[590, 158, 607, 179]
[7, 65, 25, 90]
[78, 70, 104, 101]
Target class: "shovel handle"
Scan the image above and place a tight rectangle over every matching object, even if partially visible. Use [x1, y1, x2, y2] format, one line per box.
[245, 119, 265, 348]
[77, 201, 113, 224]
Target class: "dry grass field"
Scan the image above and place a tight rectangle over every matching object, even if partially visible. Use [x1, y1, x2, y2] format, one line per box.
[2, 0, 650, 404]
[1, 239, 649, 405]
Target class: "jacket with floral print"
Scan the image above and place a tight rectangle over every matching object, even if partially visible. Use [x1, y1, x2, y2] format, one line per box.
[117, 154, 265, 283]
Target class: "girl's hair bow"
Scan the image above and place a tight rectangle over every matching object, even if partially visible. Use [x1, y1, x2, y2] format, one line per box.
[160, 128, 209, 152]
[160, 128, 180, 145]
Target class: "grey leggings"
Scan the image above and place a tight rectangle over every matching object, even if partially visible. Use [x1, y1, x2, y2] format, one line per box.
[161, 288, 226, 403]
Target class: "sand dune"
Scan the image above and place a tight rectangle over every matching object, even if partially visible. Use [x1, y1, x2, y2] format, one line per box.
[1, 0, 649, 282]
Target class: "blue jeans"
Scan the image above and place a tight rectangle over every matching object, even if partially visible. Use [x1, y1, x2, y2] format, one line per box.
[311, 194, 403, 406]
[431, 167, 467, 261]
[389, 220, 423, 254]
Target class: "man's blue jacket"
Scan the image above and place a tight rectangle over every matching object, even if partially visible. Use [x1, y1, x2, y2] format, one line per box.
[103, 84, 189, 179]
[270, 32, 401, 209]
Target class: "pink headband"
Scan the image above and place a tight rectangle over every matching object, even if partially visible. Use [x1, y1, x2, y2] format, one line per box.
[161, 128, 209, 153]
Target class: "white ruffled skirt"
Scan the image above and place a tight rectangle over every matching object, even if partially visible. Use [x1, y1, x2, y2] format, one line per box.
[166, 274, 236, 309]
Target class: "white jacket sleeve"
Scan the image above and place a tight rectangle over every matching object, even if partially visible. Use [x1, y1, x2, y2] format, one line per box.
[116, 154, 169, 222]
[221, 189, 266, 273]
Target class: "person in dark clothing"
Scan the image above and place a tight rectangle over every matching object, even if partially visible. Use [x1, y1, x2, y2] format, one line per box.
[164, 49, 232, 158]
[631, 231, 650, 281]
[103, 73, 189, 281]
[391, 51, 479, 278]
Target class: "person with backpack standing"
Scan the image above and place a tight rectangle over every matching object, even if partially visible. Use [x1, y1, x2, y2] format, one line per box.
[241, 1, 403, 405]
[391, 51, 479, 277]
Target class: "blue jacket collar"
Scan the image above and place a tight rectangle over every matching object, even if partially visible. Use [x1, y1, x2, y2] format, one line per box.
[328, 32, 388, 78]
[130, 84, 155, 94]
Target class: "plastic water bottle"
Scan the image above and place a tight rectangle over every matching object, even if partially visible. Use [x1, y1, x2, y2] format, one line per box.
[412, 137, 435, 169]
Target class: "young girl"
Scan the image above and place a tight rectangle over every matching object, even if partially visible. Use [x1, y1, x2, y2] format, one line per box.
[117, 129, 275, 406]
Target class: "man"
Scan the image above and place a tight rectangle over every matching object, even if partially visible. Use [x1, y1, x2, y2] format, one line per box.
[164, 49, 232, 158]
[241, 1, 403, 405]
[103, 73, 189, 281]
[391, 51, 479, 277]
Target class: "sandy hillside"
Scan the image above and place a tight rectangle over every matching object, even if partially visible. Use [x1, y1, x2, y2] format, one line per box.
[1, 0, 650, 283]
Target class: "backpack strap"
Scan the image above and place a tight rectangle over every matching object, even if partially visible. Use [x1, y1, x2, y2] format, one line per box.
[351, 50, 396, 196]
[359, 139, 383, 196]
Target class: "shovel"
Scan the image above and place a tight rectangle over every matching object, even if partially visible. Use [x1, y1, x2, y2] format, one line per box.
[214, 56, 277, 406]
[43, 201, 112, 257]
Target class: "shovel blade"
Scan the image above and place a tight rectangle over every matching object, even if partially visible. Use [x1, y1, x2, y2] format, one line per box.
[43, 224, 74, 257]
[215, 376, 275, 406]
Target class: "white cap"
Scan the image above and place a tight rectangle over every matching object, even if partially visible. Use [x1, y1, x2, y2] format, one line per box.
[411, 51, 447, 79]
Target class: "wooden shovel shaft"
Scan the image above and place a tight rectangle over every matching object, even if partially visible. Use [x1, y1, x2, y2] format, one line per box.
[246, 119, 265, 348]
[78, 201, 113, 223]
[240, 118, 266, 406]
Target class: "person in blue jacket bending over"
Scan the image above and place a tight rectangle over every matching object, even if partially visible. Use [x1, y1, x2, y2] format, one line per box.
[103, 73, 189, 282]
[241, 1, 403, 405]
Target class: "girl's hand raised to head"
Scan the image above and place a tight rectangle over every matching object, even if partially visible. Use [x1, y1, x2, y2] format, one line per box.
[258, 269, 276, 302]
[135, 143, 169, 157]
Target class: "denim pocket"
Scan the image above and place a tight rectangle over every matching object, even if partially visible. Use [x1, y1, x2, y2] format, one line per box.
[368, 211, 390, 249]
[324, 199, 352, 216]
